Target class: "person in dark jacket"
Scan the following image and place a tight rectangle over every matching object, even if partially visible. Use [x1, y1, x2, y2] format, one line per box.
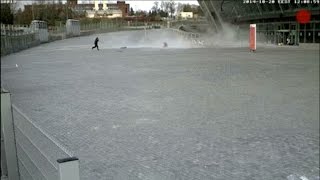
[163, 42, 168, 48]
[92, 37, 99, 50]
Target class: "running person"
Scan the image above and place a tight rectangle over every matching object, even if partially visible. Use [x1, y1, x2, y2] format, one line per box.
[163, 42, 168, 48]
[92, 37, 99, 50]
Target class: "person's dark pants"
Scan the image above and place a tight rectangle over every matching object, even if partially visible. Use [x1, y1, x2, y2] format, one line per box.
[92, 43, 99, 50]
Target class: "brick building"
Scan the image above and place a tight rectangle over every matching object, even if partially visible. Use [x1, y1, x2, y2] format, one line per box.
[112, 1, 129, 17]
[74, 0, 129, 18]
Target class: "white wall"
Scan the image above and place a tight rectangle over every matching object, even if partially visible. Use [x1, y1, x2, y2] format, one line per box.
[66, 19, 80, 36]
[179, 12, 193, 19]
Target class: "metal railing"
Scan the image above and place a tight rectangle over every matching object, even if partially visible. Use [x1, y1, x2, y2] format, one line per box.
[1, 21, 187, 56]
[79, 21, 165, 34]
[1, 91, 80, 180]
[1, 24, 40, 56]
[1, 21, 165, 56]
[166, 28, 204, 46]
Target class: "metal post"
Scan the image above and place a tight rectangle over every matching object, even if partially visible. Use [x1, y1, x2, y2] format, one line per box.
[66, 3, 68, 20]
[1, 126, 8, 178]
[32, 3, 35, 20]
[312, 22, 315, 43]
[3, 25, 7, 54]
[304, 24, 306, 43]
[273, 23, 276, 44]
[57, 157, 80, 180]
[144, 27, 147, 39]
[0, 91, 19, 180]
[297, 22, 300, 45]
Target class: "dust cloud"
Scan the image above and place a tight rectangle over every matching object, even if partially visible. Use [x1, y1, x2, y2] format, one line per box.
[98, 29, 194, 49]
[96, 23, 274, 49]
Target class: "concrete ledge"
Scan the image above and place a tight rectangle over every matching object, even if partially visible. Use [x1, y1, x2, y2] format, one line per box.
[57, 157, 79, 163]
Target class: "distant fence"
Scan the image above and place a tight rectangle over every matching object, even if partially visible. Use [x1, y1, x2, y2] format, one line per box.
[1, 91, 80, 180]
[1, 22, 197, 56]
[79, 21, 126, 36]
[79, 21, 164, 35]
[1, 24, 40, 56]
[170, 19, 208, 27]
[167, 28, 200, 38]
[167, 28, 204, 46]
[0, 21, 124, 56]
[1, 20, 168, 56]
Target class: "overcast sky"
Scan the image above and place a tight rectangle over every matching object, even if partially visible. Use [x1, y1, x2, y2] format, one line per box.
[16, 0, 199, 11]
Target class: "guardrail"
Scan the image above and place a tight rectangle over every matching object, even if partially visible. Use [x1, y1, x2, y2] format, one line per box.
[1, 24, 40, 56]
[1, 91, 80, 180]
[166, 28, 205, 47]
[1, 22, 130, 56]
[1, 21, 174, 56]
[167, 28, 200, 38]
[79, 21, 164, 36]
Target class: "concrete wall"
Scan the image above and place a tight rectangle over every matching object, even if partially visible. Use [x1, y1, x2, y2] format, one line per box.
[66, 19, 81, 37]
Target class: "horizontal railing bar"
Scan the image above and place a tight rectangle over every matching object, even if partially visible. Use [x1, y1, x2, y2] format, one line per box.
[18, 157, 37, 180]
[15, 125, 58, 170]
[18, 159, 33, 180]
[12, 104, 74, 157]
[16, 143, 49, 180]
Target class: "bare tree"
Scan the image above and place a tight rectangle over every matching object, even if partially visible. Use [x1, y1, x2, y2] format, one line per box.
[160, 1, 165, 11]
[152, 1, 159, 14]
[9, 0, 19, 14]
[1, 3, 14, 24]
[176, 2, 183, 14]
[160, 1, 170, 13]
[168, 0, 175, 18]
[183, 4, 192, 12]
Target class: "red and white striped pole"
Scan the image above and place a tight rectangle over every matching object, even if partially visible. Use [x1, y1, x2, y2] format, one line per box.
[249, 24, 256, 52]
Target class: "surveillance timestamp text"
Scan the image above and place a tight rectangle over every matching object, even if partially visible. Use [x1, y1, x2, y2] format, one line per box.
[243, 0, 319, 4]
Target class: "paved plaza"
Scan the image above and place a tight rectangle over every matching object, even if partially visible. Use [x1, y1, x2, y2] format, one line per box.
[1, 30, 319, 180]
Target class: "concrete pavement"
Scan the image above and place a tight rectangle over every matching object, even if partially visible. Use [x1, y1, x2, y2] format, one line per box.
[1, 30, 319, 180]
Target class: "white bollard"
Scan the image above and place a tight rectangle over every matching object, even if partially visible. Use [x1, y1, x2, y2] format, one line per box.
[1, 91, 19, 180]
[57, 157, 80, 180]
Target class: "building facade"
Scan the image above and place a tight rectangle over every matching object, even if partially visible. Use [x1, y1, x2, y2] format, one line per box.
[114, 1, 129, 17]
[198, 0, 320, 44]
[74, 0, 129, 18]
[179, 12, 194, 19]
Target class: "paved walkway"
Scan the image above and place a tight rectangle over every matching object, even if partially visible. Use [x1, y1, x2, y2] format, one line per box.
[1, 30, 319, 180]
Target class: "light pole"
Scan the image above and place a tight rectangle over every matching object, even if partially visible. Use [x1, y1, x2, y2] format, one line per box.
[32, 3, 35, 20]
[135, 5, 137, 26]
[66, 1, 68, 20]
